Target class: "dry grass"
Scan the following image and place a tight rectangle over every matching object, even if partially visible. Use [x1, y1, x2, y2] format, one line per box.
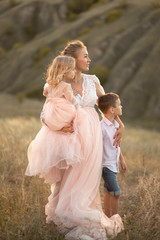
[0, 116, 160, 240]
[0, 118, 64, 240]
[113, 126, 160, 240]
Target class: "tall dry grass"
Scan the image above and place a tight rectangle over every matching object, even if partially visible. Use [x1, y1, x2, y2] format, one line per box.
[0, 118, 64, 240]
[0, 117, 160, 240]
[113, 126, 160, 240]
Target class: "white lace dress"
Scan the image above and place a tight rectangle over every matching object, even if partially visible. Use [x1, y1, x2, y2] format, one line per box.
[45, 74, 124, 239]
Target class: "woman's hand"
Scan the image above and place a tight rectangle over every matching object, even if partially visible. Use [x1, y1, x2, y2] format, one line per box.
[113, 116, 124, 147]
[41, 112, 74, 133]
[60, 121, 74, 133]
[113, 126, 124, 147]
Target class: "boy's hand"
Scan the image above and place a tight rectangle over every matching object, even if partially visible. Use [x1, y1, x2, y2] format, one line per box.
[120, 161, 127, 173]
[119, 151, 127, 173]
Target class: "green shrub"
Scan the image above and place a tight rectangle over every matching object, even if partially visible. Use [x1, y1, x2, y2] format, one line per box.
[13, 42, 23, 49]
[33, 46, 52, 64]
[90, 65, 109, 85]
[66, 0, 99, 21]
[150, 1, 160, 10]
[5, 24, 14, 35]
[90, 0, 105, 9]
[94, 19, 102, 27]
[57, 38, 71, 45]
[119, 1, 128, 9]
[9, 0, 17, 7]
[106, 8, 124, 23]
[52, 38, 71, 50]
[16, 92, 26, 103]
[24, 23, 36, 38]
[78, 27, 91, 37]
[66, 12, 78, 22]
[119, 26, 126, 33]
[27, 87, 43, 99]
[0, 47, 6, 56]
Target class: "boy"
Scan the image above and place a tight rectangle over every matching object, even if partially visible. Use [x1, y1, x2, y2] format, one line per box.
[98, 93, 127, 217]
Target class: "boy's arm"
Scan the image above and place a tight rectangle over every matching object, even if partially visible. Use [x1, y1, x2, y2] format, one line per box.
[119, 150, 127, 173]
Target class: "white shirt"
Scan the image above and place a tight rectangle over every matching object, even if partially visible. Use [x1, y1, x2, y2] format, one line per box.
[101, 117, 120, 173]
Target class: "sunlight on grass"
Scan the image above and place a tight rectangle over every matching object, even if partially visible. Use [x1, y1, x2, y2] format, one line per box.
[0, 118, 160, 239]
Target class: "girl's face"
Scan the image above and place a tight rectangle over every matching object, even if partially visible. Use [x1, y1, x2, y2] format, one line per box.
[64, 66, 76, 80]
[75, 48, 91, 72]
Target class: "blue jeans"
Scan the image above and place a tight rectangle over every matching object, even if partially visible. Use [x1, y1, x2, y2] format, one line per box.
[102, 167, 121, 196]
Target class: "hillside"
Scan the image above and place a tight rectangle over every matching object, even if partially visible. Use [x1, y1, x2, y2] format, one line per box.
[0, 0, 160, 119]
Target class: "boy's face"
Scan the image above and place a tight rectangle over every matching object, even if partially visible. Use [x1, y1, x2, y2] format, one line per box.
[113, 98, 122, 116]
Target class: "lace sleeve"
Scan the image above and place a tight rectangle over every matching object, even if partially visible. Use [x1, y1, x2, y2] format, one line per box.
[92, 75, 101, 85]
[92, 75, 105, 96]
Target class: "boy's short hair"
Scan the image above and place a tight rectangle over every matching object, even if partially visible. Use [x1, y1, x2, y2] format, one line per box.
[98, 93, 119, 114]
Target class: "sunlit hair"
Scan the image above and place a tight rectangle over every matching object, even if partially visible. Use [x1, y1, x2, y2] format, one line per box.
[61, 40, 87, 58]
[46, 55, 75, 87]
[98, 93, 119, 114]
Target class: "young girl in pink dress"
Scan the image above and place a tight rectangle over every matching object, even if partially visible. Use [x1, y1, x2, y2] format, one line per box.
[25, 55, 83, 184]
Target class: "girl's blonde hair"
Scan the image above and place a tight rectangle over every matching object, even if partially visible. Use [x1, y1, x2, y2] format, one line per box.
[46, 55, 75, 87]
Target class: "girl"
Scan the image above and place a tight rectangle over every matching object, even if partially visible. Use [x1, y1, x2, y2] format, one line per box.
[25, 55, 83, 184]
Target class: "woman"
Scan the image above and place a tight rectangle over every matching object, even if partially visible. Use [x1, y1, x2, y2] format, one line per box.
[44, 40, 124, 239]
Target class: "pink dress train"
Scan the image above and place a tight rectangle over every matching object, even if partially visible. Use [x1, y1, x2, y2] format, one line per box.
[26, 75, 124, 239]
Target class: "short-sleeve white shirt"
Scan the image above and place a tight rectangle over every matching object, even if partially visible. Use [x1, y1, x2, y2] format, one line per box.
[101, 117, 120, 173]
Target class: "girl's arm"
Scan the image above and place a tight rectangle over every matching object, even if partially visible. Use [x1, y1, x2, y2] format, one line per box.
[57, 83, 74, 133]
[43, 83, 49, 97]
[63, 84, 74, 103]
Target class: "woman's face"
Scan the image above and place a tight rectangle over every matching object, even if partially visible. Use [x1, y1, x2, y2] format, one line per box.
[75, 48, 91, 72]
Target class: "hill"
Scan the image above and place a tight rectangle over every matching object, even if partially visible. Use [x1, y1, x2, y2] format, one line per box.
[0, 0, 160, 119]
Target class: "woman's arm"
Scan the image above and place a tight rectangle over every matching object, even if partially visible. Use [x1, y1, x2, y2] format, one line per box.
[95, 83, 105, 97]
[113, 116, 125, 147]
[115, 115, 124, 129]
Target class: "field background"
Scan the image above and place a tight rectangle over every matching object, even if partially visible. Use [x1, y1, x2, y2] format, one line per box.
[0, 0, 160, 239]
[0, 96, 160, 240]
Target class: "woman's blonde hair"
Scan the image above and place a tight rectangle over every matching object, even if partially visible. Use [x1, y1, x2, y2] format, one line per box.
[46, 55, 75, 87]
[61, 40, 86, 58]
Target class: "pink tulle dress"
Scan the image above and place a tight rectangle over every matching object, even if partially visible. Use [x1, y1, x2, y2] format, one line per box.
[25, 74, 124, 240]
[25, 81, 83, 184]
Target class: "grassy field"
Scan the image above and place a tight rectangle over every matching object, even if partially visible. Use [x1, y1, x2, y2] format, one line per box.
[0, 96, 160, 240]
